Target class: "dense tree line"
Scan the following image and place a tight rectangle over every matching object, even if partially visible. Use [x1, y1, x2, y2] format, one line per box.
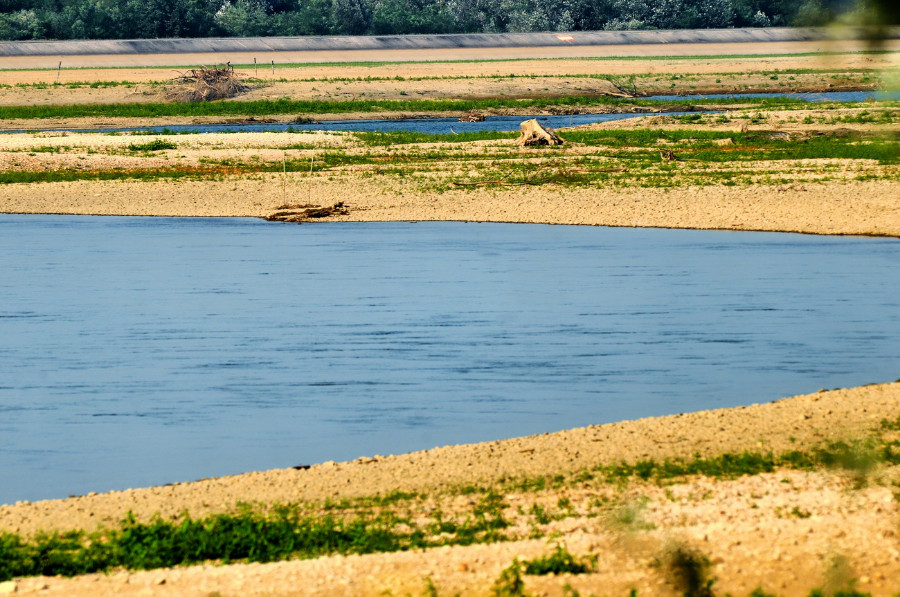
[0, 0, 878, 40]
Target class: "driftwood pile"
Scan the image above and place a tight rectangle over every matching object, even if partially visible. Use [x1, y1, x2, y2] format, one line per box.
[166, 64, 249, 103]
[517, 119, 564, 146]
[265, 202, 350, 223]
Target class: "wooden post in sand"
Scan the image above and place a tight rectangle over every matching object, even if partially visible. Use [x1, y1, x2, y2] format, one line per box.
[307, 155, 313, 204]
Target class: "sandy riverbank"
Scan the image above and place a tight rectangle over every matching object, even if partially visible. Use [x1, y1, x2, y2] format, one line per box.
[3, 175, 898, 236]
[1, 107, 898, 237]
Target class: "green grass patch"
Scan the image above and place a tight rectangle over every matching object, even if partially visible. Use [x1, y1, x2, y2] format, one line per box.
[0, 97, 611, 120]
[0, 496, 515, 581]
[0, 166, 235, 184]
[494, 433, 900, 492]
[126, 139, 177, 152]
[600, 437, 900, 484]
[9, 81, 145, 90]
[0, 509, 416, 581]
[0, 95, 831, 121]
[522, 544, 595, 575]
[566, 129, 899, 165]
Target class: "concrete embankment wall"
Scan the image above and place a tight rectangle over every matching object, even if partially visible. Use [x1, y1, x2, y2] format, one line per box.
[1, 27, 896, 57]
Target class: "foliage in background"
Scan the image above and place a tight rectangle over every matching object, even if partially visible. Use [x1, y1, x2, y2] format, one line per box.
[0, 0, 880, 40]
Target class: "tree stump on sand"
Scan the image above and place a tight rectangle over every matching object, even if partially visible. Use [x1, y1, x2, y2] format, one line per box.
[517, 119, 564, 147]
[659, 150, 679, 162]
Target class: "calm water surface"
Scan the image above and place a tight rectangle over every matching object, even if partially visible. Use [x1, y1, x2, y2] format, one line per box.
[1, 216, 898, 504]
[4, 92, 882, 136]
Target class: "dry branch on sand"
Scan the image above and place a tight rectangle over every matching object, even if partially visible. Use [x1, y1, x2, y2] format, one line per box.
[165, 64, 250, 103]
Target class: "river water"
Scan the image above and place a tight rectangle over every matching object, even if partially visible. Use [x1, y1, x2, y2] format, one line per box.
[1, 216, 898, 504]
[4, 91, 884, 136]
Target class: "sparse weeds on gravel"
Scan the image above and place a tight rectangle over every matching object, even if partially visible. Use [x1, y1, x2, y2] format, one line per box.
[817, 552, 861, 597]
[522, 543, 596, 575]
[807, 590, 872, 597]
[17, 145, 68, 153]
[599, 451, 780, 483]
[466, 491, 510, 542]
[493, 432, 899, 496]
[355, 130, 509, 146]
[605, 496, 655, 532]
[749, 588, 780, 597]
[879, 414, 900, 432]
[590, 436, 900, 485]
[528, 503, 562, 525]
[422, 576, 457, 597]
[491, 560, 528, 597]
[814, 439, 884, 488]
[8, 80, 143, 90]
[747, 588, 872, 597]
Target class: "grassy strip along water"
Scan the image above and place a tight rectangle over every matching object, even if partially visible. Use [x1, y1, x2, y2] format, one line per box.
[2, 424, 899, 583]
[0, 96, 820, 121]
[0, 492, 510, 581]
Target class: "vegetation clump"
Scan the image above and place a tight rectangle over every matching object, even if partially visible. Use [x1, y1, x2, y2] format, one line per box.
[657, 542, 715, 597]
[125, 139, 177, 152]
[491, 560, 529, 597]
[522, 544, 595, 575]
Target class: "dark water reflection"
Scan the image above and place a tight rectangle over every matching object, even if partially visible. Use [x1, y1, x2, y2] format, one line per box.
[1, 216, 898, 503]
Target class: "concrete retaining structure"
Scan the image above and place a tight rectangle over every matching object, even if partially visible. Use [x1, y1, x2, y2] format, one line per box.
[2, 27, 896, 57]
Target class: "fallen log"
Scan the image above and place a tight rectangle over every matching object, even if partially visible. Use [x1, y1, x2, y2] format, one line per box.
[265, 202, 349, 222]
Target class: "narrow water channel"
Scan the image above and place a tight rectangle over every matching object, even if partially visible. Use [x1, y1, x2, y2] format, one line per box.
[2, 91, 883, 136]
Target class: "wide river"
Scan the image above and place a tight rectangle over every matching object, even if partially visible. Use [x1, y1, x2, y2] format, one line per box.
[1, 215, 898, 504]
